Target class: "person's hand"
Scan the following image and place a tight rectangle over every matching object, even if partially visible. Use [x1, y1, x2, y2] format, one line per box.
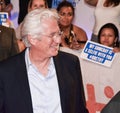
[69, 38, 80, 50]
[2, 19, 11, 27]
[113, 47, 120, 53]
[6, 19, 11, 26]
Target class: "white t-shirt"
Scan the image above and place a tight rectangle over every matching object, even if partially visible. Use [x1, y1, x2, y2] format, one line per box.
[93, 0, 120, 37]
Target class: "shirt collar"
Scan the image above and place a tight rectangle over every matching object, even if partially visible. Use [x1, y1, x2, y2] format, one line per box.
[25, 48, 55, 79]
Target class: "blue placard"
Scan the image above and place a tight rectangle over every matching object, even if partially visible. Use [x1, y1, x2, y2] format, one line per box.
[80, 41, 115, 67]
[52, 0, 81, 8]
[0, 12, 8, 26]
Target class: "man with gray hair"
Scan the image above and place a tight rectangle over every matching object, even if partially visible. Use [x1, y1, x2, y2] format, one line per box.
[0, 8, 88, 113]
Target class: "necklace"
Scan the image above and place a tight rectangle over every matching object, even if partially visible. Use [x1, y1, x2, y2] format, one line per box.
[61, 24, 75, 45]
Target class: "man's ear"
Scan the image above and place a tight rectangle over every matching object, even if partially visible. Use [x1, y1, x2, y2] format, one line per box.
[28, 35, 37, 45]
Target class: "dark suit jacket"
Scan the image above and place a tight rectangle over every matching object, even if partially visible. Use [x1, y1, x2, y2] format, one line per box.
[101, 91, 120, 113]
[0, 50, 88, 113]
[0, 25, 19, 61]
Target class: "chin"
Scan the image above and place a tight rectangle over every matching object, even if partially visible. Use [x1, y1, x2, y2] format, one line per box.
[104, 44, 110, 47]
[51, 50, 59, 56]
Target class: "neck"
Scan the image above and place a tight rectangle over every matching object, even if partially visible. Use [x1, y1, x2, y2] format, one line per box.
[60, 24, 72, 32]
[29, 49, 51, 76]
[60, 25, 72, 37]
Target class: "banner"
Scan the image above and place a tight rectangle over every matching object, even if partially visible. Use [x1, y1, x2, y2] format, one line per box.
[52, 0, 81, 8]
[60, 47, 120, 113]
[0, 12, 9, 27]
[80, 41, 115, 67]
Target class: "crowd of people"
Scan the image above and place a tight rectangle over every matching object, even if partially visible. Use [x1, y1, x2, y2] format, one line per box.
[0, 0, 120, 113]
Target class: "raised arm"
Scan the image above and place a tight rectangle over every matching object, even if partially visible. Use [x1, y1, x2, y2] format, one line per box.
[84, 0, 98, 6]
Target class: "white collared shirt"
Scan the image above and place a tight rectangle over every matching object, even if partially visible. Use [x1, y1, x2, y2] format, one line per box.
[25, 48, 62, 113]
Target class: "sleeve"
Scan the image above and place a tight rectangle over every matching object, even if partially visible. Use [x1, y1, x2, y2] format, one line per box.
[0, 75, 5, 113]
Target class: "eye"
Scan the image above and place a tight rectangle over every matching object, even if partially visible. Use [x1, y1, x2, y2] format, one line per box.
[59, 12, 66, 16]
[67, 12, 73, 16]
[50, 31, 63, 38]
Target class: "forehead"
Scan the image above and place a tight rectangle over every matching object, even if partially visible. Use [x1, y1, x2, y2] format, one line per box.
[32, 0, 45, 4]
[101, 28, 114, 33]
[59, 6, 73, 13]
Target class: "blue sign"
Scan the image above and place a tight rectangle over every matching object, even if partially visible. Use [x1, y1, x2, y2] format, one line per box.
[0, 12, 8, 27]
[52, 0, 81, 8]
[80, 41, 116, 67]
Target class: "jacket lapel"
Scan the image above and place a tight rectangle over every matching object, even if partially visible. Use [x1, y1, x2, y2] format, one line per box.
[53, 53, 67, 113]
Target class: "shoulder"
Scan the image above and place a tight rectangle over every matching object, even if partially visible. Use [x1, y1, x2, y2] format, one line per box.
[0, 50, 25, 70]
[84, 0, 98, 6]
[73, 25, 86, 33]
[56, 51, 80, 63]
[73, 25, 87, 37]
[0, 25, 15, 33]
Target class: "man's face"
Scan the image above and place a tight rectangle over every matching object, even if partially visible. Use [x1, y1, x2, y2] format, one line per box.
[31, 18, 61, 58]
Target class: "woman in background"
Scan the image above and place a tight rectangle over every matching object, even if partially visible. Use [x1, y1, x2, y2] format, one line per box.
[16, 0, 48, 52]
[57, 1, 88, 50]
[84, 0, 120, 42]
[98, 23, 120, 52]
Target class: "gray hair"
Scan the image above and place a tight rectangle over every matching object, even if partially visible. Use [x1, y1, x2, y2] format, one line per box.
[21, 8, 59, 47]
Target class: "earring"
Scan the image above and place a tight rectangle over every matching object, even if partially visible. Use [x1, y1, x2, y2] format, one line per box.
[113, 42, 117, 47]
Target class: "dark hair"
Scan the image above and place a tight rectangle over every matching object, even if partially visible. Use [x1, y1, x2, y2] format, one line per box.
[98, 23, 119, 47]
[29, 0, 48, 8]
[105, 0, 120, 7]
[57, 1, 74, 16]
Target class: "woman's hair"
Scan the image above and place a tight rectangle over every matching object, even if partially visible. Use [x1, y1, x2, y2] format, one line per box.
[98, 23, 119, 47]
[56, 1, 75, 16]
[105, 0, 120, 7]
[21, 8, 59, 47]
[28, 0, 48, 10]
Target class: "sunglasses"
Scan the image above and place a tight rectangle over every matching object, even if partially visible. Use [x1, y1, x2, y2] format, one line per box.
[76, 40, 87, 44]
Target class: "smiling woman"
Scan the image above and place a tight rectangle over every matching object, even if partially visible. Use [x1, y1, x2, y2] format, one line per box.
[84, 0, 120, 42]
[98, 23, 120, 52]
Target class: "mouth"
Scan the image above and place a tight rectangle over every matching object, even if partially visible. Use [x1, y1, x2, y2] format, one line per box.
[51, 45, 59, 50]
[102, 41, 110, 46]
